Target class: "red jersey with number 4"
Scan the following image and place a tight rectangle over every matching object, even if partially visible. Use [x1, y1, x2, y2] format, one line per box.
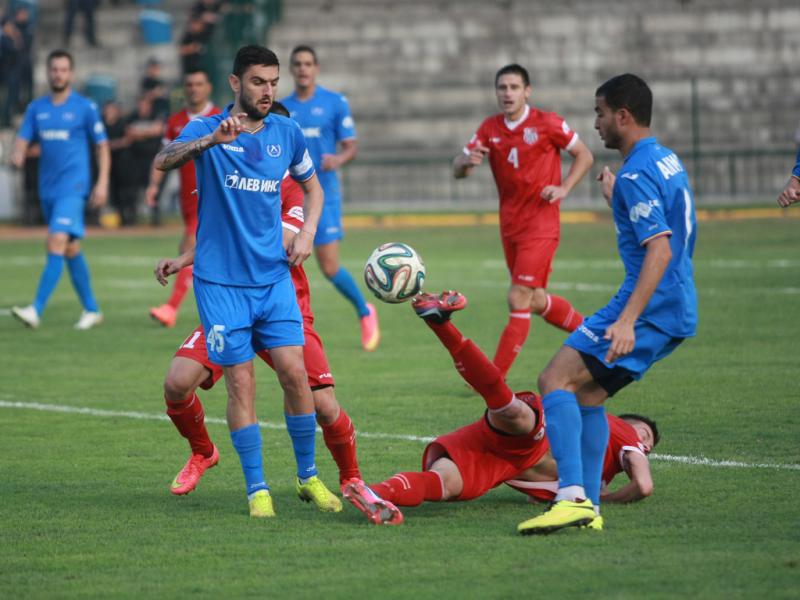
[163, 103, 221, 203]
[464, 106, 578, 241]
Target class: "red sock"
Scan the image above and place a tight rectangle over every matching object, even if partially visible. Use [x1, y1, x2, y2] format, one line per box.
[454, 339, 513, 410]
[493, 310, 532, 377]
[425, 320, 466, 353]
[319, 408, 361, 483]
[369, 471, 443, 506]
[165, 393, 214, 457]
[167, 265, 193, 310]
[541, 294, 583, 332]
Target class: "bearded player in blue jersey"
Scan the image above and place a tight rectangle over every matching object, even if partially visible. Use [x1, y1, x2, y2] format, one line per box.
[518, 74, 698, 535]
[11, 50, 109, 330]
[153, 45, 340, 518]
[282, 45, 380, 352]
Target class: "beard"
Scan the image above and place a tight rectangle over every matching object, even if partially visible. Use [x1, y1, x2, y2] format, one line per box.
[49, 81, 68, 93]
[602, 128, 622, 150]
[240, 93, 270, 121]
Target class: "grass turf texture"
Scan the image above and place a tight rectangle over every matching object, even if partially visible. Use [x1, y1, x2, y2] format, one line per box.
[1, 219, 798, 598]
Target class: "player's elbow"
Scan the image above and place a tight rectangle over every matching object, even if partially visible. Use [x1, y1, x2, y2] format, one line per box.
[636, 479, 654, 498]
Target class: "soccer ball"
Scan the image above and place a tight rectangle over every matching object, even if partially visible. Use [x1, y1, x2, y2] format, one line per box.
[364, 242, 426, 303]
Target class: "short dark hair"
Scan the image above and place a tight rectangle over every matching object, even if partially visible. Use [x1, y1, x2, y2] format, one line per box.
[184, 69, 210, 82]
[495, 64, 530, 87]
[595, 73, 652, 126]
[618, 413, 661, 447]
[270, 100, 290, 118]
[290, 45, 318, 64]
[47, 49, 74, 69]
[233, 45, 279, 78]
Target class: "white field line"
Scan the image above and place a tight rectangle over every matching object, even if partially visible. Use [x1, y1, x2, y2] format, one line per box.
[1, 399, 798, 472]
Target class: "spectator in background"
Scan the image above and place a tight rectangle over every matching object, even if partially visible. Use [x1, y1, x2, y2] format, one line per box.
[64, 0, 99, 48]
[102, 101, 138, 226]
[190, 0, 228, 30]
[140, 57, 169, 117]
[125, 95, 165, 224]
[1, 5, 34, 127]
[179, 15, 210, 75]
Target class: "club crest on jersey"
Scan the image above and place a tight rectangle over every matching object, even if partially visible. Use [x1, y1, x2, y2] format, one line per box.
[523, 127, 538, 145]
[266, 144, 282, 158]
[311, 106, 324, 116]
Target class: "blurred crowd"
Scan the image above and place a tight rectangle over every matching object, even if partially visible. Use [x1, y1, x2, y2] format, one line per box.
[1, 0, 245, 227]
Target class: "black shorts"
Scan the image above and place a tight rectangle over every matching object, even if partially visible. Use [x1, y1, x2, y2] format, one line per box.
[578, 351, 635, 397]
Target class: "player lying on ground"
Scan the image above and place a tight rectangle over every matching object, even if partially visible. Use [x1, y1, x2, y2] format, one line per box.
[157, 157, 368, 516]
[342, 291, 657, 527]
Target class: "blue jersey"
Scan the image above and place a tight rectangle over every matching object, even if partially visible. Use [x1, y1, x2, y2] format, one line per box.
[281, 85, 356, 203]
[18, 91, 107, 200]
[609, 137, 697, 338]
[792, 147, 800, 179]
[174, 106, 315, 287]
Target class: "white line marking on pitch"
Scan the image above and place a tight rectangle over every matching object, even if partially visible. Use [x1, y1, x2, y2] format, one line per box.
[1, 400, 797, 472]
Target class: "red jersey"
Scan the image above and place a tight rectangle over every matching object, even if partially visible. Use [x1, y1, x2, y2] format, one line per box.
[602, 414, 648, 488]
[280, 174, 312, 321]
[506, 414, 647, 501]
[163, 103, 221, 202]
[464, 105, 578, 241]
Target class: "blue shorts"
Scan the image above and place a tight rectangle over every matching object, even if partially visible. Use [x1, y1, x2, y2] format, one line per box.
[314, 197, 343, 246]
[565, 303, 684, 380]
[194, 275, 304, 366]
[41, 195, 85, 239]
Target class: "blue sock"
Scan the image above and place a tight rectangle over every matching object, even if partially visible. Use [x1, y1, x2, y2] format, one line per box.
[285, 412, 318, 480]
[328, 268, 369, 318]
[66, 253, 99, 312]
[580, 405, 610, 506]
[542, 390, 584, 490]
[33, 253, 65, 315]
[230, 424, 269, 496]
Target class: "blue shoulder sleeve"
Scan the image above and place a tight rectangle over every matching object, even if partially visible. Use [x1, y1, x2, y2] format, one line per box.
[615, 171, 672, 245]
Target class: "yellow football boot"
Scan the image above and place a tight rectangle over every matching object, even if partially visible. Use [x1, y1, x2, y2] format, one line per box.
[248, 490, 276, 518]
[296, 476, 343, 512]
[517, 499, 596, 535]
[582, 515, 604, 531]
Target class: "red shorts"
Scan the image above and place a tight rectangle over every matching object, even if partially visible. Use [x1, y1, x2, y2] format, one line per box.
[180, 194, 198, 237]
[173, 321, 334, 390]
[501, 237, 559, 288]
[421, 416, 549, 501]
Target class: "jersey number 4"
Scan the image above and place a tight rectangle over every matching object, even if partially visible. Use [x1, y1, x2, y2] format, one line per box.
[507, 147, 519, 169]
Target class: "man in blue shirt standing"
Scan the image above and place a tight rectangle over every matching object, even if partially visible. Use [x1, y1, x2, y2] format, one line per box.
[777, 147, 800, 207]
[518, 74, 698, 535]
[11, 49, 109, 330]
[154, 45, 340, 518]
[282, 45, 380, 352]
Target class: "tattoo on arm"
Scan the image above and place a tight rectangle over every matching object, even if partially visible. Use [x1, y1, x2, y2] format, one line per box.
[155, 135, 213, 170]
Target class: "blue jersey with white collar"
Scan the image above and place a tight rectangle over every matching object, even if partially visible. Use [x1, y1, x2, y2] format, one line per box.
[174, 106, 315, 286]
[18, 91, 107, 200]
[281, 85, 356, 203]
[609, 137, 697, 338]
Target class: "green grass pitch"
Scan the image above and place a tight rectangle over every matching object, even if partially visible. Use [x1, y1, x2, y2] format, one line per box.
[1, 218, 798, 598]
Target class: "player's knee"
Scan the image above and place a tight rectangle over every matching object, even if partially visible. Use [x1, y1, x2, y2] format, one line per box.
[163, 372, 195, 402]
[529, 288, 548, 314]
[537, 368, 563, 396]
[312, 387, 339, 424]
[507, 286, 534, 311]
[277, 363, 308, 393]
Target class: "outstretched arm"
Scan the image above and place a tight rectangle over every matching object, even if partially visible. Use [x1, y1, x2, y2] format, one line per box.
[453, 144, 489, 179]
[601, 451, 653, 503]
[155, 112, 248, 171]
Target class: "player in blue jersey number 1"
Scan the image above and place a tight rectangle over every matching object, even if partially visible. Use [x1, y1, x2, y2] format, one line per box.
[153, 46, 340, 518]
[11, 50, 109, 330]
[518, 74, 698, 535]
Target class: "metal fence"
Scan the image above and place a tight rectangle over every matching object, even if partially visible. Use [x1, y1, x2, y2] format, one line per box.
[339, 148, 797, 212]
